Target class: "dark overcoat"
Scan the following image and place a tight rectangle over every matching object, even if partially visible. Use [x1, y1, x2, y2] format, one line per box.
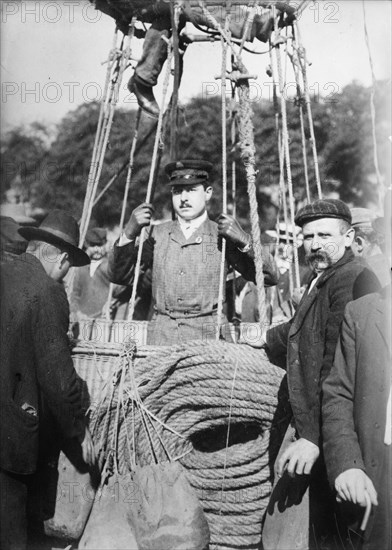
[109, 218, 278, 344]
[266, 249, 380, 446]
[0, 254, 85, 475]
[322, 289, 391, 549]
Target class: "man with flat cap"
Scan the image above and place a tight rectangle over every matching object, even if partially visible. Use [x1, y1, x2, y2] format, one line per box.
[261, 199, 380, 550]
[0, 210, 96, 550]
[109, 159, 278, 345]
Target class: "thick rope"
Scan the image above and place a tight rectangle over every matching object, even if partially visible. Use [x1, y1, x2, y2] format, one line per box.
[78, 341, 286, 550]
[127, 38, 174, 321]
[195, 3, 268, 330]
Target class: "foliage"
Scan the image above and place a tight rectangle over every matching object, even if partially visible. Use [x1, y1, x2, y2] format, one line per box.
[1, 81, 389, 230]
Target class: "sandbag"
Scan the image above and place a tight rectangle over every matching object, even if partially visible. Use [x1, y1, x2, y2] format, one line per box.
[44, 450, 98, 540]
[129, 461, 210, 550]
[79, 472, 139, 549]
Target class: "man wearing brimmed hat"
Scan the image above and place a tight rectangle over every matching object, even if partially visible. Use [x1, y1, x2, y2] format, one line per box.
[262, 199, 380, 550]
[0, 210, 95, 550]
[109, 159, 278, 345]
[70, 227, 129, 320]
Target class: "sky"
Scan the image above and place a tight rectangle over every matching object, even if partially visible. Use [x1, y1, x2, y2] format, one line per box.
[1, 0, 391, 134]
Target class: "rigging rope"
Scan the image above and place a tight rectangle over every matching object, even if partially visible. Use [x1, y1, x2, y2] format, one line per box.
[104, 109, 142, 319]
[127, 37, 174, 321]
[269, 39, 295, 296]
[290, 47, 311, 202]
[274, 35, 301, 289]
[197, 2, 268, 329]
[293, 20, 322, 199]
[216, 5, 229, 341]
[362, 0, 383, 203]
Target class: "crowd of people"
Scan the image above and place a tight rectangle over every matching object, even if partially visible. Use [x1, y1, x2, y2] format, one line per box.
[0, 158, 390, 550]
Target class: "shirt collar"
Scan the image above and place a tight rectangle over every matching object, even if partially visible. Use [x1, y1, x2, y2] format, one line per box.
[177, 211, 208, 231]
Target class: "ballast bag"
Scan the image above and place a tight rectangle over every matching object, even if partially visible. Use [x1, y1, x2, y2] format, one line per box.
[79, 472, 139, 549]
[129, 461, 210, 550]
[44, 450, 98, 540]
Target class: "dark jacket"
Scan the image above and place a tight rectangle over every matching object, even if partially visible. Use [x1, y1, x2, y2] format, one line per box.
[0, 254, 85, 474]
[322, 289, 391, 549]
[266, 249, 380, 447]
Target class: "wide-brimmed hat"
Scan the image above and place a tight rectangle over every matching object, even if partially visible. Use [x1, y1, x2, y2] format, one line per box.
[165, 160, 213, 187]
[18, 210, 90, 266]
[0, 203, 36, 225]
[295, 198, 351, 227]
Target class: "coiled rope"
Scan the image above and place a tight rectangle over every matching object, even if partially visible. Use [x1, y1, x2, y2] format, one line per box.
[81, 341, 286, 550]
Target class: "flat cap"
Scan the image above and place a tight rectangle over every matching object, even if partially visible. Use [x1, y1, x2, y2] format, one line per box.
[350, 207, 376, 227]
[85, 227, 107, 247]
[295, 198, 351, 227]
[165, 159, 213, 187]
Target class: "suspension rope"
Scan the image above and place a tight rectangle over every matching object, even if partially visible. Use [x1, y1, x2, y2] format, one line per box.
[290, 47, 311, 202]
[79, 27, 119, 243]
[294, 20, 322, 199]
[238, 2, 257, 56]
[362, 0, 383, 203]
[199, 2, 267, 328]
[169, 2, 181, 161]
[230, 69, 238, 322]
[104, 109, 142, 320]
[216, 5, 230, 341]
[92, 118, 159, 209]
[127, 38, 174, 321]
[269, 39, 294, 296]
[274, 38, 301, 289]
[80, 21, 136, 248]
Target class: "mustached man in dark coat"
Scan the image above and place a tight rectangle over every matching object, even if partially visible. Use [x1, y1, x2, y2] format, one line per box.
[322, 199, 391, 550]
[109, 160, 278, 345]
[261, 199, 381, 550]
[0, 211, 96, 550]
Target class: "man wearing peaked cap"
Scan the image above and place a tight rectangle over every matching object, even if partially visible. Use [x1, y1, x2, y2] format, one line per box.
[262, 198, 380, 550]
[109, 159, 278, 345]
[0, 210, 95, 550]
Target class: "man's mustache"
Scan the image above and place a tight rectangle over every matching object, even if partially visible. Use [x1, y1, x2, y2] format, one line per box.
[306, 250, 333, 266]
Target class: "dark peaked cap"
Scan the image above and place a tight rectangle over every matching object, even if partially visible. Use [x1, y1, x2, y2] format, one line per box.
[19, 210, 90, 266]
[295, 198, 352, 227]
[165, 160, 213, 187]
